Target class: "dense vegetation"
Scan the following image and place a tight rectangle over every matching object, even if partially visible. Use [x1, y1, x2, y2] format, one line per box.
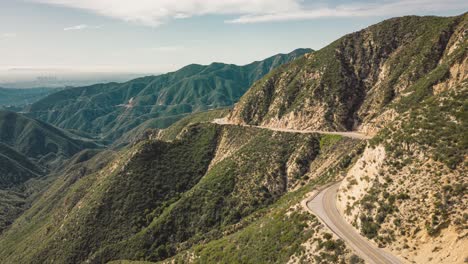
[0, 117, 362, 263]
[0, 110, 101, 183]
[0, 111, 99, 169]
[26, 49, 311, 141]
[0, 143, 43, 188]
[0, 111, 101, 234]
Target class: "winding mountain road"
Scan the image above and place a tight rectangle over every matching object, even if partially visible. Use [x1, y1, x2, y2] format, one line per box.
[308, 182, 403, 264]
[211, 118, 371, 139]
[213, 118, 403, 263]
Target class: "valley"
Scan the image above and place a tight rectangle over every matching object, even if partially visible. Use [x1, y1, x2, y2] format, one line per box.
[0, 11, 466, 264]
[24, 49, 311, 142]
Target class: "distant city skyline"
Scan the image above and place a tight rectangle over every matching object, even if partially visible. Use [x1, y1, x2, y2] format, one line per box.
[1, 0, 467, 78]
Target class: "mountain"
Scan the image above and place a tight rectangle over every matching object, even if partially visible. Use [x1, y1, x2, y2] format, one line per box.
[0, 115, 363, 263]
[26, 49, 312, 141]
[228, 15, 466, 134]
[0, 142, 47, 232]
[336, 80, 467, 263]
[228, 13, 467, 263]
[0, 14, 466, 264]
[113, 108, 230, 147]
[0, 143, 44, 188]
[0, 110, 102, 233]
[0, 87, 59, 107]
[0, 111, 100, 168]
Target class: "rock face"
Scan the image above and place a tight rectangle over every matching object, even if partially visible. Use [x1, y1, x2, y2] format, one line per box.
[229, 14, 467, 135]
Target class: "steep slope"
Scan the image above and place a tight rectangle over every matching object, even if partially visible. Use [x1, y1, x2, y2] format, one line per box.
[225, 13, 467, 263]
[26, 49, 311, 141]
[229, 14, 467, 134]
[0, 111, 102, 233]
[0, 111, 99, 168]
[0, 142, 45, 231]
[113, 108, 229, 147]
[0, 116, 363, 263]
[337, 81, 467, 263]
[1, 13, 466, 264]
[0, 143, 44, 188]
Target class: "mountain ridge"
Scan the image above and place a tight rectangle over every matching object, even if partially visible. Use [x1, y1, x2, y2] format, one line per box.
[228, 14, 466, 135]
[0, 13, 466, 264]
[223, 13, 467, 263]
[0, 110, 102, 233]
[26, 48, 312, 141]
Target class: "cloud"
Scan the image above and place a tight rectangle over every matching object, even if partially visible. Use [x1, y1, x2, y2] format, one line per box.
[31, 0, 467, 27]
[64, 24, 102, 31]
[227, 0, 468, 24]
[32, 0, 300, 26]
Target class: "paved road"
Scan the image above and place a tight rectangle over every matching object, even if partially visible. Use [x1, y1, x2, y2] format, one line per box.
[212, 118, 371, 140]
[212, 118, 404, 263]
[307, 182, 403, 264]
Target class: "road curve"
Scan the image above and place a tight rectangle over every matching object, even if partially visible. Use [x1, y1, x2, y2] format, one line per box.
[212, 118, 401, 262]
[307, 182, 403, 264]
[211, 118, 371, 140]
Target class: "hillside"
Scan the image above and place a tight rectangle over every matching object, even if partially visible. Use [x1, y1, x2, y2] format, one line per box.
[26, 49, 311, 141]
[0, 111, 100, 168]
[0, 111, 102, 233]
[0, 143, 44, 188]
[112, 108, 229, 147]
[228, 14, 467, 135]
[0, 13, 466, 264]
[337, 80, 467, 263]
[227, 13, 467, 263]
[0, 116, 365, 263]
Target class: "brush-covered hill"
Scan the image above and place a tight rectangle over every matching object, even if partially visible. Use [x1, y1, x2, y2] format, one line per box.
[0, 111, 102, 234]
[0, 111, 99, 168]
[228, 14, 467, 134]
[336, 80, 467, 263]
[26, 49, 311, 141]
[0, 112, 364, 263]
[1, 13, 466, 264]
[0, 143, 43, 188]
[228, 13, 467, 263]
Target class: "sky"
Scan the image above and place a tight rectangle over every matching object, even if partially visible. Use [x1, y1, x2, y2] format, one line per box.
[0, 0, 467, 80]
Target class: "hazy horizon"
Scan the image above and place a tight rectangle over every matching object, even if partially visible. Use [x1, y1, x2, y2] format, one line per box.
[0, 70, 155, 88]
[0, 0, 468, 73]
[1, 0, 467, 86]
